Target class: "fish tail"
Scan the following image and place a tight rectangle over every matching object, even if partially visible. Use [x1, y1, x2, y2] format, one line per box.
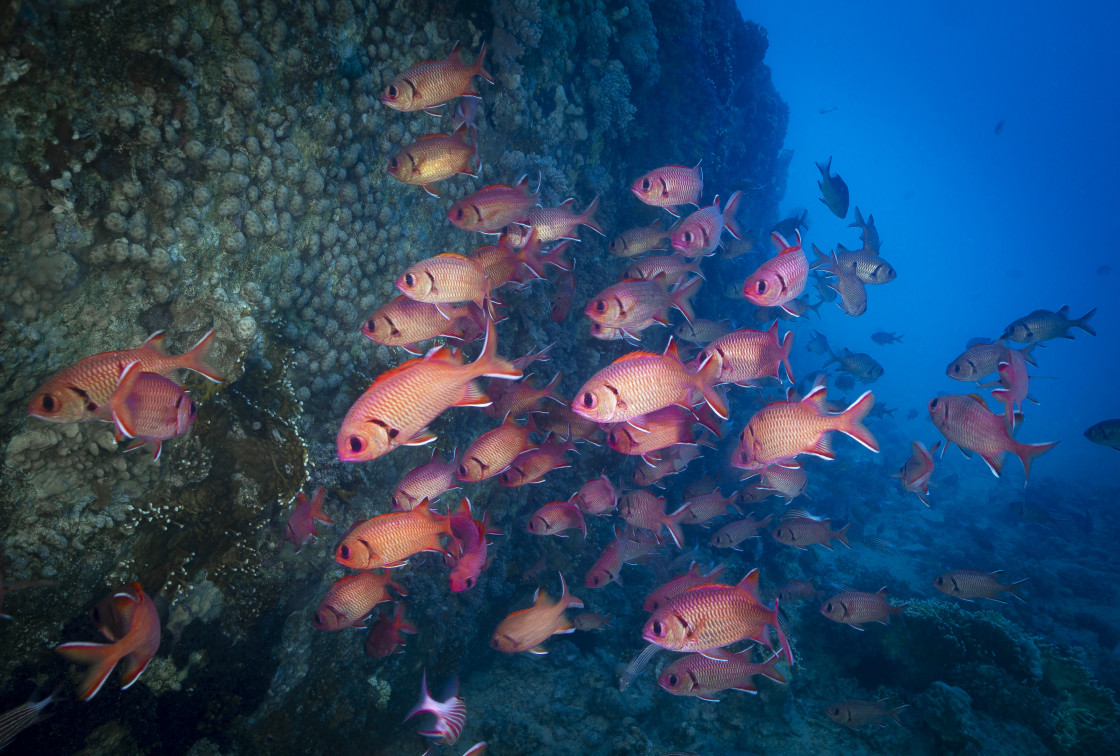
[772, 599, 794, 666]
[779, 329, 795, 383]
[559, 572, 584, 611]
[538, 241, 574, 273]
[1020, 343, 1038, 367]
[571, 503, 587, 538]
[579, 195, 605, 236]
[808, 243, 833, 271]
[722, 191, 743, 239]
[835, 521, 851, 548]
[758, 650, 789, 684]
[473, 41, 494, 84]
[1075, 307, 1097, 336]
[395, 604, 420, 634]
[472, 318, 522, 380]
[671, 275, 703, 326]
[887, 704, 909, 726]
[692, 356, 729, 420]
[662, 509, 687, 550]
[56, 641, 125, 701]
[118, 649, 155, 690]
[1014, 439, 1058, 482]
[849, 206, 864, 229]
[177, 329, 223, 382]
[1008, 577, 1030, 602]
[837, 391, 879, 452]
[309, 488, 333, 525]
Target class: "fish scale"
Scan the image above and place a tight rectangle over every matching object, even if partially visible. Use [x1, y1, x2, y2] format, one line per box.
[659, 649, 786, 699]
[611, 223, 672, 258]
[335, 503, 452, 570]
[458, 415, 537, 482]
[644, 564, 725, 612]
[313, 572, 400, 630]
[820, 588, 906, 627]
[392, 450, 460, 510]
[928, 393, 1056, 478]
[382, 42, 491, 113]
[632, 164, 703, 210]
[362, 296, 475, 350]
[699, 322, 793, 385]
[680, 491, 739, 525]
[387, 128, 477, 194]
[398, 254, 488, 306]
[448, 177, 537, 233]
[934, 569, 1027, 601]
[608, 406, 703, 456]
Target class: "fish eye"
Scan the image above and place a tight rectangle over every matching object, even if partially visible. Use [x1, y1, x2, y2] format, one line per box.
[40, 394, 56, 411]
[595, 300, 606, 312]
[683, 231, 693, 243]
[454, 207, 464, 220]
[465, 577, 475, 589]
[458, 465, 469, 477]
[348, 436, 364, 453]
[829, 707, 839, 716]
[404, 273, 415, 287]
[739, 451, 748, 462]
[930, 399, 939, 409]
[952, 364, 960, 374]
[641, 178, 651, 190]
[935, 577, 944, 585]
[756, 280, 767, 294]
[188, 403, 197, 418]
[590, 575, 601, 586]
[667, 674, 679, 686]
[651, 620, 665, 637]
[775, 528, 783, 537]
[825, 602, 833, 612]
[387, 84, 398, 98]
[340, 545, 351, 560]
[582, 392, 596, 408]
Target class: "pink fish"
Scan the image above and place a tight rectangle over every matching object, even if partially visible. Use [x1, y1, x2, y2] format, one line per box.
[312, 572, 402, 631]
[710, 512, 774, 550]
[109, 361, 197, 460]
[742, 231, 809, 315]
[550, 267, 576, 323]
[499, 433, 576, 486]
[928, 394, 1056, 480]
[364, 603, 418, 658]
[391, 448, 461, 511]
[632, 444, 703, 488]
[695, 321, 794, 387]
[584, 527, 661, 588]
[526, 500, 587, 537]
[991, 347, 1035, 429]
[405, 671, 466, 745]
[618, 489, 689, 548]
[893, 441, 939, 506]
[447, 498, 501, 592]
[285, 487, 333, 553]
[631, 162, 703, 216]
[670, 192, 744, 258]
[644, 562, 726, 612]
[569, 474, 618, 516]
[448, 174, 538, 234]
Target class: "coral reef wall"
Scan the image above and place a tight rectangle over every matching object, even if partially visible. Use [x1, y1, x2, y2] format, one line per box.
[0, 0, 786, 753]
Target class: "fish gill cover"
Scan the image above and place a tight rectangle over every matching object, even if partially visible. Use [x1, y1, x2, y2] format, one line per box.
[0, 0, 1117, 755]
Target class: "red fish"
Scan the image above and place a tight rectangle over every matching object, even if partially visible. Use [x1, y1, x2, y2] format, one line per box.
[499, 433, 575, 486]
[711, 512, 774, 550]
[606, 405, 719, 462]
[446, 498, 500, 592]
[771, 514, 849, 550]
[585, 527, 661, 588]
[570, 474, 618, 516]
[285, 487, 333, 553]
[696, 321, 794, 387]
[391, 448, 461, 511]
[107, 361, 197, 460]
[335, 500, 452, 570]
[397, 253, 490, 314]
[527, 500, 587, 537]
[364, 603, 418, 658]
[893, 441, 939, 506]
[820, 588, 907, 629]
[313, 571, 402, 631]
[484, 371, 563, 419]
[585, 276, 702, 332]
[928, 394, 1056, 480]
[362, 296, 480, 354]
[573, 339, 726, 425]
[337, 319, 521, 462]
[670, 192, 743, 258]
[632, 444, 703, 488]
[991, 347, 1034, 428]
[56, 582, 161, 701]
[642, 569, 792, 664]
[382, 42, 492, 114]
[549, 267, 576, 323]
[679, 489, 742, 526]
[448, 174, 538, 234]
[29, 329, 221, 425]
[933, 569, 1028, 603]
[658, 649, 787, 701]
[732, 385, 878, 472]
[404, 671, 466, 745]
[458, 414, 539, 482]
[644, 563, 726, 612]
[491, 573, 583, 654]
[631, 162, 703, 216]
[624, 253, 704, 287]
[618, 489, 689, 548]
[742, 231, 809, 315]
[387, 124, 479, 197]
[502, 196, 603, 245]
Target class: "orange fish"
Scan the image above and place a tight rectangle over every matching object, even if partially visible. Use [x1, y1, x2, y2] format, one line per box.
[448, 174, 538, 234]
[679, 489, 742, 526]
[29, 330, 221, 425]
[526, 500, 586, 537]
[610, 219, 671, 257]
[391, 448, 461, 511]
[491, 573, 583, 654]
[623, 253, 704, 286]
[933, 569, 1028, 603]
[337, 319, 521, 462]
[711, 512, 774, 550]
[387, 124, 479, 197]
[618, 489, 689, 548]
[313, 571, 402, 631]
[827, 699, 908, 730]
[642, 569, 792, 664]
[365, 603, 418, 658]
[109, 362, 197, 460]
[585, 527, 661, 588]
[572, 339, 726, 425]
[755, 464, 808, 503]
[569, 474, 618, 516]
[502, 196, 603, 245]
[585, 276, 702, 332]
[381, 42, 492, 114]
[606, 405, 719, 462]
[471, 233, 573, 291]
[928, 393, 1056, 480]
[631, 162, 703, 216]
[820, 588, 907, 629]
[362, 296, 480, 355]
[893, 440, 939, 506]
[696, 321, 794, 387]
[457, 414, 539, 482]
[732, 385, 878, 471]
[658, 649, 787, 701]
[484, 371, 563, 419]
[572, 611, 613, 631]
[335, 499, 452, 570]
[56, 582, 161, 701]
[742, 231, 809, 315]
[499, 433, 575, 486]
[770, 514, 849, 550]
[285, 487, 333, 553]
[670, 192, 743, 258]
[397, 253, 490, 314]
[644, 563, 726, 612]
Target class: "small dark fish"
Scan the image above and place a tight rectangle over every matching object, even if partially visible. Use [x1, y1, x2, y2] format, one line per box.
[870, 331, 902, 345]
[1085, 420, 1120, 451]
[848, 207, 881, 253]
[806, 330, 830, 356]
[819, 106, 838, 114]
[994, 120, 1005, 135]
[1002, 305, 1096, 343]
[771, 208, 809, 239]
[834, 374, 855, 391]
[815, 156, 849, 219]
[1097, 264, 1112, 276]
[905, 409, 919, 420]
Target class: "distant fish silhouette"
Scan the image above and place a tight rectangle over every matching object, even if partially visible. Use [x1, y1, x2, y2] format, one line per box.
[994, 120, 1005, 135]
[819, 106, 838, 114]
[1097, 264, 1112, 276]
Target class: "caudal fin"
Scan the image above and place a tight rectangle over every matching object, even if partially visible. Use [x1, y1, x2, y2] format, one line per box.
[758, 650, 789, 684]
[771, 599, 794, 666]
[578, 195, 605, 236]
[671, 276, 703, 326]
[1075, 307, 1097, 336]
[56, 642, 124, 701]
[473, 42, 494, 84]
[778, 329, 794, 383]
[309, 487, 333, 525]
[178, 329, 223, 382]
[836, 391, 879, 452]
[693, 355, 729, 420]
[473, 319, 522, 380]
[723, 191, 744, 239]
[1014, 439, 1058, 481]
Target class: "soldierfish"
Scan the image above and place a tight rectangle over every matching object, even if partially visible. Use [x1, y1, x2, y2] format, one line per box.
[484, 372, 563, 420]
[696, 321, 794, 387]
[109, 362, 197, 460]
[644, 563, 726, 612]
[364, 603, 418, 658]
[946, 340, 1035, 383]
[679, 489, 742, 526]
[928, 394, 1057, 480]
[618, 489, 689, 548]
[606, 405, 719, 462]
[549, 267, 576, 323]
[771, 514, 850, 550]
[391, 448, 461, 511]
[29, 329, 221, 425]
[827, 699, 907, 730]
[526, 500, 586, 537]
[447, 498, 500, 592]
[335, 499, 452, 570]
[658, 649, 787, 701]
[675, 318, 732, 346]
[1085, 419, 1120, 450]
[312, 571, 402, 631]
[711, 513, 774, 550]
[498, 433, 576, 486]
[457, 413, 539, 482]
[775, 579, 821, 603]
[572, 611, 613, 631]
[584, 528, 661, 588]
[933, 569, 1028, 603]
[830, 267, 868, 317]
[56, 582, 161, 701]
[631, 162, 703, 216]
[811, 242, 896, 285]
[848, 206, 881, 253]
[569, 474, 618, 516]
[362, 296, 480, 355]
[381, 42, 492, 113]
[820, 588, 907, 630]
[825, 348, 883, 383]
[397, 253, 490, 313]
[732, 385, 878, 472]
[387, 124, 479, 197]
[815, 156, 849, 218]
[757, 464, 808, 502]
[610, 219, 671, 257]
[894, 441, 939, 506]
[585, 276, 702, 332]
[643, 569, 793, 664]
[502, 196, 603, 245]
[491, 573, 583, 654]
[991, 347, 1034, 428]
[337, 319, 521, 462]
[573, 339, 726, 425]
[448, 174, 538, 234]
[1001, 305, 1096, 343]
[742, 231, 809, 315]
[670, 192, 743, 258]
[285, 487, 333, 553]
[404, 671, 466, 745]
[632, 444, 703, 488]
